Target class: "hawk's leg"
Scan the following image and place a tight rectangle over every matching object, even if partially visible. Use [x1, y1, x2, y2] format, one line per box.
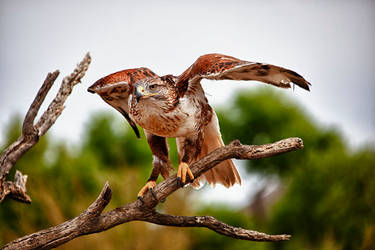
[176, 132, 204, 186]
[138, 132, 172, 201]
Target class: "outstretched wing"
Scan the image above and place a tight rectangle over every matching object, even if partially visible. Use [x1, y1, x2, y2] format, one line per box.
[176, 53, 310, 97]
[88, 67, 158, 138]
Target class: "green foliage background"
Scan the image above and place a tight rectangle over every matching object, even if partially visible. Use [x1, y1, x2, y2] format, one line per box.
[1, 88, 374, 250]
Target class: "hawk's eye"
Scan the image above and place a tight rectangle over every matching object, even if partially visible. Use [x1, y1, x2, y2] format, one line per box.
[149, 84, 157, 90]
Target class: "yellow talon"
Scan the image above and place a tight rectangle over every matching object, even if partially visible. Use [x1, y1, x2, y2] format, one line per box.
[137, 180, 156, 198]
[177, 162, 194, 184]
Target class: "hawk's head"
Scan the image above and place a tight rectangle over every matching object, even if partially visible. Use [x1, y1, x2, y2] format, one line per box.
[131, 75, 178, 112]
[88, 69, 179, 138]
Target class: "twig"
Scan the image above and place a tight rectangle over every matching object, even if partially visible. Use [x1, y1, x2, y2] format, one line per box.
[0, 53, 91, 203]
[2, 137, 303, 249]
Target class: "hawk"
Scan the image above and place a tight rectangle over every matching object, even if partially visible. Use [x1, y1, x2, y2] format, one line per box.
[88, 53, 310, 200]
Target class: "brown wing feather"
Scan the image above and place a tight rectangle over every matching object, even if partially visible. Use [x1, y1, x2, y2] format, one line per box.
[88, 68, 158, 138]
[177, 53, 310, 97]
[88, 67, 158, 93]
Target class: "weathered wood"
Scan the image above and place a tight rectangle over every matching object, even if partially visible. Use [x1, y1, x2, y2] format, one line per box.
[0, 53, 91, 203]
[2, 137, 303, 249]
[145, 211, 291, 241]
[1, 170, 31, 203]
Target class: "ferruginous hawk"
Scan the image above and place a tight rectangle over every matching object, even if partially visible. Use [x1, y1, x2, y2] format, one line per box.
[88, 53, 310, 200]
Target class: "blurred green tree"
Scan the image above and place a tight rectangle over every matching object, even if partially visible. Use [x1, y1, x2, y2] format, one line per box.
[206, 87, 375, 250]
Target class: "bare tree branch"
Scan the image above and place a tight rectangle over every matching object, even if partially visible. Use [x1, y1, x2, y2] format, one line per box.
[2, 137, 303, 249]
[0, 53, 91, 203]
[144, 211, 291, 241]
[22, 71, 59, 136]
[142, 138, 304, 207]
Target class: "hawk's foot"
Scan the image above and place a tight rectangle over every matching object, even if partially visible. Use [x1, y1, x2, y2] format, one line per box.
[137, 180, 157, 201]
[177, 162, 194, 186]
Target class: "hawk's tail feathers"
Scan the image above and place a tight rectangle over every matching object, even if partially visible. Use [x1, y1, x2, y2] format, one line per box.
[191, 158, 241, 189]
[191, 114, 241, 189]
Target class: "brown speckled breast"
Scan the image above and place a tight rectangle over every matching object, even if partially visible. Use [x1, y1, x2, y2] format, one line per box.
[130, 96, 207, 138]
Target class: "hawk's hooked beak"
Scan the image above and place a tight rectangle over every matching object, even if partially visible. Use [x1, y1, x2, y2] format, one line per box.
[135, 85, 144, 102]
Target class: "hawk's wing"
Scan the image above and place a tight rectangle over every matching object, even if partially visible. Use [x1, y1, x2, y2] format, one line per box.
[88, 67, 158, 138]
[176, 53, 310, 97]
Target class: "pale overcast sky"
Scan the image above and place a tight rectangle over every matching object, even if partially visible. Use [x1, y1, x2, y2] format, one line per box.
[1, 0, 374, 204]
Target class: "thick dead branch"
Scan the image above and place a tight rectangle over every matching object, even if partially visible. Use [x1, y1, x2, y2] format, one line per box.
[0, 53, 91, 203]
[2, 137, 303, 249]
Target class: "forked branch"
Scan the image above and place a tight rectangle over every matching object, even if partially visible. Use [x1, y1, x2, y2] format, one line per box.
[0, 53, 91, 203]
[2, 137, 303, 249]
